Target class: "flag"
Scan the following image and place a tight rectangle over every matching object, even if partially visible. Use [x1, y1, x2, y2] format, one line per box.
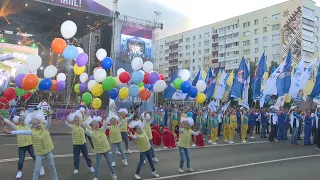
[204, 67, 216, 98]
[299, 56, 318, 95]
[274, 96, 285, 110]
[222, 100, 231, 112]
[215, 70, 228, 99]
[242, 60, 250, 105]
[208, 99, 217, 112]
[213, 69, 222, 98]
[276, 50, 292, 96]
[310, 64, 320, 100]
[230, 57, 249, 99]
[288, 58, 305, 98]
[303, 66, 316, 96]
[252, 53, 268, 100]
[222, 71, 234, 102]
[163, 69, 178, 99]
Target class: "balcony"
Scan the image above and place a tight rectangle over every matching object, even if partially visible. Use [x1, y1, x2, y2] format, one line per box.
[169, 44, 179, 49]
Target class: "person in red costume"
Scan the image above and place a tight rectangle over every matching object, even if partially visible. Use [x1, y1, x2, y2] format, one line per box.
[160, 126, 176, 149]
[151, 124, 162, 146]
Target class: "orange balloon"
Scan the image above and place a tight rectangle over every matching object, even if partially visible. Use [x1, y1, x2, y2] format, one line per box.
[51, 38, 67, 54]
[139, 89, 151, 101]
[51, 80, 57, 90]
[22, 74, 39, 90]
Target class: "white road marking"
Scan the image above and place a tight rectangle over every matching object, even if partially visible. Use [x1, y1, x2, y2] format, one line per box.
[144, 154, 320, 180]
[0, 141, 269, 163]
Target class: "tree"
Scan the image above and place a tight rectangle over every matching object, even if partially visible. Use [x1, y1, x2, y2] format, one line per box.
[268, 61, 279, 75]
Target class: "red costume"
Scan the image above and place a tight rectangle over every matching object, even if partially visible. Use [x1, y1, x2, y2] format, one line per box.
[152, 129, 162, 146]
[192, 134, 204, 147]
[162, 129, 176, 148]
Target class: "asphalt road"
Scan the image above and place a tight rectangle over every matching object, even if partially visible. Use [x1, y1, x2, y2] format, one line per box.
[0, 134, 319, 180]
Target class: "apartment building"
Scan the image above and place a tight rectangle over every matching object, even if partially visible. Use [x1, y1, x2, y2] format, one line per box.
[155, 0, 320, 81]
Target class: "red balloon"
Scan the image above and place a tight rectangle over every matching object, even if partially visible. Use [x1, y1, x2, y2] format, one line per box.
[143, 73, 149, 84]
[140, 89, 151, 101]
[22, 92, 32, 100]
[159, 74, 164, 80]
[119, 72, 130, 84]
[0, 97, 9, 109]
[3, 87, 16, 101]
[51, 80, 57, 90]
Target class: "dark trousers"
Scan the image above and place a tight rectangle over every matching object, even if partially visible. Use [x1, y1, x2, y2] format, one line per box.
[86, 135, 94, 149]
[255, 121, 261, 134]
[277, 125, 284, 140]
[136, 149, 156, 174]
[297, 123, 302, 140]
[237, 121, 241, 134]
[267, 123, 270, 133]
[261, 124, 267, 138]
[269, 124, 276, 142]
[312, 128, 317, 144]
[317, 129, 320, 149]
[218, 123, 222, 136]
[18, 145, 36, 171]
[73, 143, 92, 170]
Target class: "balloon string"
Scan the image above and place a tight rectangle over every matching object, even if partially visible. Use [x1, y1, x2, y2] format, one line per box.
[5, 97, 20, 129]
[66, 76, 77, 109]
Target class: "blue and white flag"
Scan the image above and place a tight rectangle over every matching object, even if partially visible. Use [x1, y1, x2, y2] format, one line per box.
[204, 67, 216, 98]
[288, 58, 305, 98]
[230, 57, 249, 99]
[215, 70, 228, 99]
[310, 64, 320, 101]
[276, 50, 292, 96]
[163, 69, 178, 99]
[252, 53, 268, 100]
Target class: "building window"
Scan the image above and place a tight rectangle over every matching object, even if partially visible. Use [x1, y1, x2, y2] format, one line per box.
[186, 45, 190, 50]
[254, 29, 258, 34]
[254, 19, 258, 25]
[254, 48, 259, 53]
[192, 59, 195, 63]
[263, 46, 267, 52]
[234, 51, 239, 55]
[193, 51, 195, 56]
[198, 50, 201, 55]
[198, 42, 201, 47]
[219, 53, 225, 57]
[272, 44, 280, 51]
[272, 34, 280, 41]
[186, 38, 190, 42]
[302, 18, 315, 27]
[316, 27, 319, 32]
[254, 57, 259, 63]
[273, 54, 280, 61]
[234, 42, 239, 46]
[204, 40, 209, 46]
[186, 52, 190, 56]
[272, 14, 280, 20]
[243, 31, 250, 37]
[213, 29, 217, 34]
[204, 49, 209, 54]
[243, 22, 250, 28]
[193, 36, 196, 40]
[263, 36, 268, 42]
[316, 16, 319, 22]
[303, 7, 314, 16]
[303, 40, 314, 47]
[243, 40, 250, 46]
[233, 32, 239, 38]
[204, 56, 209, 61]
[199, 35, 202, 39]
[263, 27, 267, 33]
[255, 38, 259, 44]
[263, 17, 267, 23]
[204, 32, 210, 39]
[243, 49, 250, 55]
[272, 24, 280, 31]
[160, 45, 163, 49]
[302, 29, 314, 37]
[316, 36, 318, 42]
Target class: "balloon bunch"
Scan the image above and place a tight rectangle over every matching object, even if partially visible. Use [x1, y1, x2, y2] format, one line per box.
[173, 69, 207, 104]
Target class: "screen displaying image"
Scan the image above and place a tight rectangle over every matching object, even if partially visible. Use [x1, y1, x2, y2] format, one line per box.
[120, 26, 153, 62]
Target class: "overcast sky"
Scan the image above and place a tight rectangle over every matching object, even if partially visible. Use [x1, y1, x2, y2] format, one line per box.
[109, 0, 319, 38]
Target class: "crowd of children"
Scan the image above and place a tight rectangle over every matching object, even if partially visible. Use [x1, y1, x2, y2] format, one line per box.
[1, 102, 320, 180]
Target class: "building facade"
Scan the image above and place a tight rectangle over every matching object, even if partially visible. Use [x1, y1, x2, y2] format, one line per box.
[155, 0, 320, 81]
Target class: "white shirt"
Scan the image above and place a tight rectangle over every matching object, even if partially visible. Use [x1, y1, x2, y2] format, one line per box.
[269, 112, 278, 125]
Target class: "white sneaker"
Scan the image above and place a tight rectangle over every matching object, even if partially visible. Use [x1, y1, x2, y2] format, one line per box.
[228, 141, 235, 144]
[93, 178, 98, 180]
[242, 140, 247, 143]
[74, 169, 79, 174]
[178, 168, 184, 173]
[16, 171, 22, 179]
[163, 146, 168, 149]
[203, 138, 205, 141]
[89, 167, 95, 173]
[112, 162, 116, 167]
[208, 140, 212, 143]
[152, 157, 159, 162]
[40, 166, 45, 176]
[224, 140, 228, 142]
[122, 159, 128, 166]
[216, 137, 219, 140]
[250, 136, 255, 139]
[212, 142, 217, 145]
[134, 174, 141, 179]
[152, 171, 160, 178]
[117, 151, 121, 155]
[191, 144, 196, 147]
[112, 174, 117, 180]
[187, 168, 194, 172]
[125, 149, 132, 154]
[316, 148, 320, 150]
[143, 160, 146, 164]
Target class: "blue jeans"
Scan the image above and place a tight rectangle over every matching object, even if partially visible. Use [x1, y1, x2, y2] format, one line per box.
[111, 142, 126, 162]
[95, 151, 115, 178]
[179, 147, 190, 169]
[291, 127, 298, 145]
[18, 145, 36, 171]
[261, 124, 267, 138]
[136, 149, 156, 174]
[149, 140, 156, 158]
[121, 132, 129, 150]
[86, 134, 94, 149]
[73, 143, 92, 170]
[33, 152, 57, 180]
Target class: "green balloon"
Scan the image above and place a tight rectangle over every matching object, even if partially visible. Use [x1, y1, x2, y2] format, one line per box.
[34, 78, 41, 90]
[15, 87, 28, 97]
[138, 82, 144, 87]
[74, 84, 80, 94]
[82, 92, 93, 105]
[102, 76, 116, 91]
[173, 78, 183, 90]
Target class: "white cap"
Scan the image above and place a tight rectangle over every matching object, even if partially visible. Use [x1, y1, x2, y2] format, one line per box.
[128, 120, 144, 129]
[106, 115, 120, 124]
[118, 108, 128, 114]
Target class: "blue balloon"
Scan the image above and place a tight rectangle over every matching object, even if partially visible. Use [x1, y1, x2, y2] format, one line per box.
[188, 86, 198, 98]
[62, 45, 79, 60]
[108, 88, 118, 100]
[131, 71, 144, 84]
[129, 85, 139, 97]
[186, 112, 193, 118]
[101, 57, 113, 70]
[39, 78, 52, 90]
[144, 84, 153, 91]
[181, 81, 191, 93]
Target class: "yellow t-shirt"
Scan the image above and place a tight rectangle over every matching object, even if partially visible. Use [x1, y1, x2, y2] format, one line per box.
[178, 128, 192, 148]
[135, 131, 151, 152]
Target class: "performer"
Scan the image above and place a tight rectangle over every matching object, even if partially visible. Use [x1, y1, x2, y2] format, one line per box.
[160, 126, 176, 149]
[260, 108, 269, 138]
[63, 111, 94, 174]
[229, 110, 237, 144]
[290, 106, 302, 146]
[141, 111, 159, 162]
[0, 114, 45, 179]
[4, 111, 58, 180]
[197, 111, 206, 135]
[315, 106, 320, 150]
[269, 106, 278, 143]
[277, 108, 286, 141]
[171, 108, 179, 132]
[304, 111, 312, 145]
[241, 108, 249, 143]
[157, 109, 165, 126]
[84, 116, 117, 180]
[209, 112, 219, 145]
[248, 109, 259, 139]
[118, 108, 133, 153]
[78, 107, 94, 149]
[223, 111, 231, 142]
[105, 114, 128, 167]
[128, 121, 160, 180]
[207, 111, 213, 143]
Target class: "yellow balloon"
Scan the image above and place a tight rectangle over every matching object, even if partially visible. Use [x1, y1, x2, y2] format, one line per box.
[91, 84, 103, 97]
[73, 64, 86, 75]
[139, 86, 145, 92]
[114, 77, 118, 87]
[196, 93, 206, 104]
[92, 98, 102, 110]
[119, 87, 129, 99]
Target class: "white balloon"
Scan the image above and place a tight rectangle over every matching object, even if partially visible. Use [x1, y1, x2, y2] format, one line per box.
[94, 69, 106, 82]
[96, 48, 107, 61]
[44, 65, 57, 78]
[131, 57, 143, 71]
[143, 61, 154, 73]
[154, 80, 167, 92]
[57, 73, 66, 81]
[79, 73, 88, 83]
[60, 20, 77, 39]
[77, 47, 84, 54]
[87, 80, 97, 91]
[180, 69, 191, 81]
[196, 80, 207, 92]
[26, 54, 42, 72]
[117, 68, 125, 76]
[15, 67, 28, 77]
